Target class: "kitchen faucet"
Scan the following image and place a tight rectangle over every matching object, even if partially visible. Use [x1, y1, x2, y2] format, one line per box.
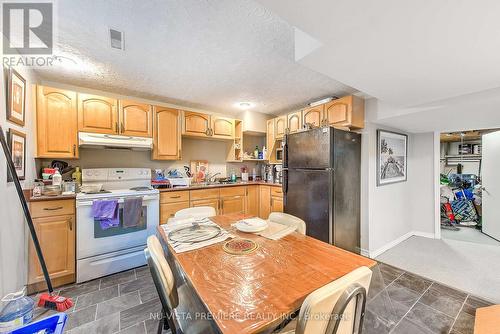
[206, 172, 221, 183]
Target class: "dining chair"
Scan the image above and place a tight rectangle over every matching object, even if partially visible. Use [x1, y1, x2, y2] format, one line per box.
[174, 206, 216, 219]
[276, 266, 372, 334]
[145, 235, 216, 334]
[268, 212, 306, 235]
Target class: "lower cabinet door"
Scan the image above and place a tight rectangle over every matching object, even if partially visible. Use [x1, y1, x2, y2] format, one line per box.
[160, 201, 190, 224]
[221, 196, 245, 215]
[271, 196, 284, 212]
[246, 186, 259, 216]
[191, 198, 220, 215]
[28, 215, 75, 284]
[259, 186, 271, 219]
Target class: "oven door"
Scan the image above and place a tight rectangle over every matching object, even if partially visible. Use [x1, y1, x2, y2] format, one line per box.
[76, 194, 159, 259]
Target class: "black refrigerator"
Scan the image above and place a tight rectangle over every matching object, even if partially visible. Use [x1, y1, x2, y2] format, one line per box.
[283, 127, 361, 253]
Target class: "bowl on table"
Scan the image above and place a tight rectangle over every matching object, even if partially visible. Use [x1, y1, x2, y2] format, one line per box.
[234, 218, 268, 233]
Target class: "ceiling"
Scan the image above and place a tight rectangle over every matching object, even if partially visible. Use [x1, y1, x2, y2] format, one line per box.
[35, 0, 356, 115]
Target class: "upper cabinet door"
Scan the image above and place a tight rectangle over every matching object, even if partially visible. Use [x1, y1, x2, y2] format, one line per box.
[266, 118, 275, 160]
[119, 100, 152, 137]
[36, 86, 78, 158]
[287, 111, 302, 134]
[211, 116, 234, 139]
[78, 93, 118, 134]
[183, 111, 211, 137]
[303, 105, 324, 128]
[152, 106, 181, 160]
[324, 95, 365, 129]
[275, 116, 287, 139]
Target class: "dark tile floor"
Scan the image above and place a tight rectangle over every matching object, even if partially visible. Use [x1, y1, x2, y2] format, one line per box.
[31, 262, 492, 334]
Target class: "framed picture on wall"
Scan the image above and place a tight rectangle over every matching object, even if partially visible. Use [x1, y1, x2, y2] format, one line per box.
[7, 129, 26, 181]
[377, 129, 408, 186]
[7, 67, 26, 126]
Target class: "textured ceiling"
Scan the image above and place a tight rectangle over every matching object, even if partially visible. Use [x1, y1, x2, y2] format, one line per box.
[35, 0, 355, 115]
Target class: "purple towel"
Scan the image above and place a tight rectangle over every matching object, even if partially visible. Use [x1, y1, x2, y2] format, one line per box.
[92, 200, 119, 230]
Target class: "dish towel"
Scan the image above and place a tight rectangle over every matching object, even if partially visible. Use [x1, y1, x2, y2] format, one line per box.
[92, 200, 119, 230]
[123, 197, 142, 228]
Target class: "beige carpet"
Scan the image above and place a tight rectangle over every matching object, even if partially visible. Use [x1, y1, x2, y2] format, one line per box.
[376, 236, 500, 303]
[442, 226, 500, 246]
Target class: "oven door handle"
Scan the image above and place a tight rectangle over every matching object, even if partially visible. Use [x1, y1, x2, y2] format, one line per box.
[76, 195, 158, 207]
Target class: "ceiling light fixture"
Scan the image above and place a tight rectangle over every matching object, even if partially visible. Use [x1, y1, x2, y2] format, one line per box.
[236, 102, 254, 110]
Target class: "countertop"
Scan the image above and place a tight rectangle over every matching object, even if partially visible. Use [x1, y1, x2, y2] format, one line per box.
[23, 189, 77, 202]
[158, 181, 282, 192]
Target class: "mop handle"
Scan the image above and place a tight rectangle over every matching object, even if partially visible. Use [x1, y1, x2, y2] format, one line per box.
[0, 126, 53, 293]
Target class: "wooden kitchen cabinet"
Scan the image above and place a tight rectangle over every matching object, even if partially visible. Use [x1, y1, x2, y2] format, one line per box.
[275, 115, 287, 139]
[183, 111, 211, 137]
[28, 199, 75, 292]
[246, 185, 259, 216]
[119, 100, 152, 137]
[152, 107, 181, 160]
[303, 105, 324, 128]
[191, 198, 220, 215]
[287, 111, 302, 134]
[220, 186, 246, 215]
[160, 202, 190, 224]
[324, 95, 365, 129]
[259, 185, 271, 219]
[78, 93, 118, 134]
[36, 86, 79, 159]
[211, 116, 234, 139]
[271, 187, 284, 212]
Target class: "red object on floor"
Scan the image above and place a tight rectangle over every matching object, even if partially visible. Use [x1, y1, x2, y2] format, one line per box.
[38, 293, 74, 312]
[444, 202, 456, 222]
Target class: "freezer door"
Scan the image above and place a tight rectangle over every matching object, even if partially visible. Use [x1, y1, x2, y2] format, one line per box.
[284, 168, 332, 243]
[286, 127, 332, 169]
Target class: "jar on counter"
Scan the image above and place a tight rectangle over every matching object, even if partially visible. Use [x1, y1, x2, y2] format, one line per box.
[32, 180, 44, 197]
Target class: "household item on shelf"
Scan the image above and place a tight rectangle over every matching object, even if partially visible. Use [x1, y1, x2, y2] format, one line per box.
[11, 313, 67, 334]
[254, 146, 259, 158]
[0, 288, 34, 332]
[52, 168, 62, 187]
[258, 151, 263, 159]
[241, 166, 248, 182]
[262, 146, 267, 160]
[283, 127, 361, 253]
[72, 167, 82, 185]
[62, 181, 76, 194]
[42, 185, 62, 196]
[190, 160, 209, 183]
[0, 125, 74, 312]
[32, 180, 44, 197]
[76, 168, 159, 282]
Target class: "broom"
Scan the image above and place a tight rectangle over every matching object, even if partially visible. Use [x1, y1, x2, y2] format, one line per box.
[0, 125, 73, 311]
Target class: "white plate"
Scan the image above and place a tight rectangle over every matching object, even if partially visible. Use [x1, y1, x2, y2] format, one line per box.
[234, 220, 268, 233]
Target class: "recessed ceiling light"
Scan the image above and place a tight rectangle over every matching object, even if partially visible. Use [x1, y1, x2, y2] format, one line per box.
[236, 102, 254, 110]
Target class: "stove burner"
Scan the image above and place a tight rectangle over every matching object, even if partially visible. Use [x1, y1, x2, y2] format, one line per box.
[130, 186, 152, 191]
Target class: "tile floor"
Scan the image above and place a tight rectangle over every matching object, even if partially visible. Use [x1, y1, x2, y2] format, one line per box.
[31, 263, 492, 334]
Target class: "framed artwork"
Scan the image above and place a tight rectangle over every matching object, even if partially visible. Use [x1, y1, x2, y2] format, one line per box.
[7, 67, 26, 126]
[377, 129, 408, 186]
[7, 129, 26, 181]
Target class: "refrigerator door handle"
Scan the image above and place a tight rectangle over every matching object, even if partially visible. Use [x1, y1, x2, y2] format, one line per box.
[282, 169, 288, 195]
[283, 136, 288, 168]
[294, 168, 334, 172]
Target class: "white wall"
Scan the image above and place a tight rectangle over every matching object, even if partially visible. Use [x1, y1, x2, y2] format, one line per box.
[0, 67, 38, 298]
[361, 99, 436, 257]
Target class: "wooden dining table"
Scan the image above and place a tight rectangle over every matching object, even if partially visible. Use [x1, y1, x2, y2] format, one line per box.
[157, 213, 376, 334]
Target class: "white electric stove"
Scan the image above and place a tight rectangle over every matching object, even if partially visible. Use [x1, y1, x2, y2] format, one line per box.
[76, 168, 159, 283]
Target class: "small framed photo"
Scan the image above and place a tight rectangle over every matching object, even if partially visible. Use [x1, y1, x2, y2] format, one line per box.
[377, 130, 408, 186]
[7, 129, 26, 181]
[7, 67, 26, 126]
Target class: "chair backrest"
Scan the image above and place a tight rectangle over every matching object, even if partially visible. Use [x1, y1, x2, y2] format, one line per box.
[268, 212, 306, 235]
[144, 235, 179, 330]
[174, 206, 216, 219]
[295, 266, 372, 334]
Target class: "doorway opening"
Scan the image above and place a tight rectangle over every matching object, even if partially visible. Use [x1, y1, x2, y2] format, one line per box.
[439, 129, 500, 245]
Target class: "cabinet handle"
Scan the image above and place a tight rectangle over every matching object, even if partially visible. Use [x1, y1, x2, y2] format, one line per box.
[271, 198, 274, 207]
[121, 122, 124, 134]
[170, 195, 181, 199]
[73, 144, 76, 156]
[68, 218, 73, 231]
[115, 122, 119, 133]
[221, 200, 224, 210]
[43, 206, 63, 211]
[205, 128, 210, 136]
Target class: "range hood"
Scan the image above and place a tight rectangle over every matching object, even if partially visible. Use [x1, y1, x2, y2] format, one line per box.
[79, 132, 152, 150]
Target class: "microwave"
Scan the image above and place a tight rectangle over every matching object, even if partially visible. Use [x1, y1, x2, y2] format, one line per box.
[275, 147, 283, 161]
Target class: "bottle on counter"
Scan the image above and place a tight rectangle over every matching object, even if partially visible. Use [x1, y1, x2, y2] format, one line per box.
[252, 168, 257, 181]
[254, 146, 259, 159]
[52, 168, 62, 188]
[72, 167, 82, 185]
[230, 169, 237, 183]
